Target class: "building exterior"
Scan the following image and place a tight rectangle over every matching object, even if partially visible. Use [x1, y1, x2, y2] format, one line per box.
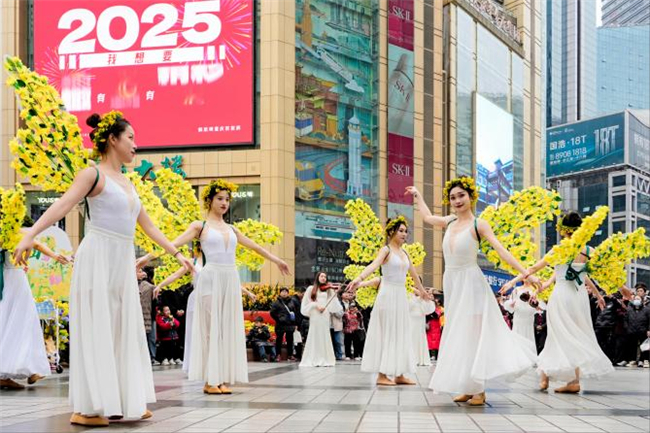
[597, 24, 650, 115]
[545, 110, 650, 287]
[601, 0, 650, 27]
[1, 0, 543, 290]
[546, 0, 597, 127]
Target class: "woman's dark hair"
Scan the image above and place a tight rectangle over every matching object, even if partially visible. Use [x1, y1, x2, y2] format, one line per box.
[519, 292, 531, 303]
[143, 266, 155, 283]
[560, 211, 583, 229]
[385, 218, 408, 241]
[86, 112, 131, 155]
[312, 271, 328, 301]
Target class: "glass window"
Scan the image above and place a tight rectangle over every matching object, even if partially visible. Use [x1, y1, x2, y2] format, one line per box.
[612, 220, 625, 234]
[612, 175, 626, 187]
[612, 195, 626, 212]
[637, 192, 650, 217]
[225, 184, 261, 282]
[25, 191, 65, 230]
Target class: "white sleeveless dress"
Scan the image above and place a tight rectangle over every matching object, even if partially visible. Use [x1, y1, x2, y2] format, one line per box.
[0, 251, 51, 380]
[429, 221, 536, 395]
[69, 176, 155, 419]
[504, 287, 536, 346]
[537, 263, 614, 381]
[188, 225, 248, 385]
[182, 262, 202, 374]
[361, 248, 415, 377]
[300, 287, 342, 367]
[409, 294, 436, 366]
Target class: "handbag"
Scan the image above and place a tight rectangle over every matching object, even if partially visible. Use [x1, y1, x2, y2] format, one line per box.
[641, 338, 650, 352]
[293, 328, 303, 344]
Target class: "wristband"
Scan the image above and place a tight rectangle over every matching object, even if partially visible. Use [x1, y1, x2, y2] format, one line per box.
[172, 250, 182, 258]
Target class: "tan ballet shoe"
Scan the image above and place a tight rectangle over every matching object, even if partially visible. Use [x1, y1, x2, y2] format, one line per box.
[27, 374, 44, 385]
[540, 376, 549, 391]
[70, 413, 109, 426]
[554, 383, 580, 394]
[394, 375, 416, 385]
[376, 375, 396, 386]
[452, 394, 473, 403]
[0, 379, 25, 390]
[141, 409, 153, 420]
[218, 384, 232, 394]
[468, 392, 487, 406]
[204, 384, 222, 394]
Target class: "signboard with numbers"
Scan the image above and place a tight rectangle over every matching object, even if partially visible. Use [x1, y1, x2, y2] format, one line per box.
[546, 113, 626, 177]
[34, 0, 254, 149]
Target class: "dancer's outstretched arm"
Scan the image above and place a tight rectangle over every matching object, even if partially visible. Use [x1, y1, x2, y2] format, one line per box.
[407, 262, 431, 300]
[14, 167, 99, 265]
[232, 226, 291, 275]
[347, 247, 390, 292]
[137, 208, 194, 274]
[33, 239, 71, 265]
[405, 186, 454, 228]
[356, 277, 381, 289]
[136, 221, 204, 268]
[585, 276, 606, 310]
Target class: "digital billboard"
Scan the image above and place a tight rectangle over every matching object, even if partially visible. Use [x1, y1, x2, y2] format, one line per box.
[33, 0, 254, 149]
[546, 112, 626, 177]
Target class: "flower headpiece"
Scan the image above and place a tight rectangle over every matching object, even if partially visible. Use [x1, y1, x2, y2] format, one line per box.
[201, 179, 239, 209]
[442, 176, 479, 205]
[385, 215, 408, 236]
[92, 111, 124, 146]
[556, 218, 579, 235]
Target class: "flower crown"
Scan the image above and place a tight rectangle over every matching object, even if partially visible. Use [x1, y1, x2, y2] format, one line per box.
[556, 218, 579, 235]
[201, 179, 239, 209]
[442, 176, 479, 205]
[385, 215, 408, 236]
[92, 110, 124, 146]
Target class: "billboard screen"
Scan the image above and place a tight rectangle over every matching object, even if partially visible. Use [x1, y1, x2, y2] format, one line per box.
[33, 0, 254, 149]
[546, 113, 625, 177]
[475, 93, 514, 214]
[628, 111, 650, 173]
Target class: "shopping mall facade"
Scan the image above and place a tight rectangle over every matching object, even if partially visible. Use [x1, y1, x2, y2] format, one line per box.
[0, 0, 543, 289]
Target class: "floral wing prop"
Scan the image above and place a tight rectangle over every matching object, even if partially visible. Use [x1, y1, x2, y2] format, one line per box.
[480, 186, 562, 275]
[588, 228, 650, 294]
[234, 219, 284, 271]
[0, 184, 27, 252]
[543, 206, 610, 266]
[4, 57, 89, 192]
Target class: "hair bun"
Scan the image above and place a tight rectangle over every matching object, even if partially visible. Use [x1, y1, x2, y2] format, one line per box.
[86, 113, 102, 128]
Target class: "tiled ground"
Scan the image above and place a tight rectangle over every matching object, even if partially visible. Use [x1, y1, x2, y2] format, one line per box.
[1, 362, 648, 432]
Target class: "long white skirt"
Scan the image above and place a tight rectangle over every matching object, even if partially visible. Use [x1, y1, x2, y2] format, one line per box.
[430, 265, 536, 395]
[300, 310, 335, 367]
[361, 280, 414, 377]
[512, 304, 536, 346]
[182, 290, 196, 374]
[69, 227, 155, 419]
[0, 264, 50, 379]
[411, 316, 431, 366]
[188, 263, 248, 385]
[537, 280, 613, 381]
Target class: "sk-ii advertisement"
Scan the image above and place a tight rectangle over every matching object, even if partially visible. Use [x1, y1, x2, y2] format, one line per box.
[34, 0, 254, 149]
[387, 0, 414, 236]
[547, 113, 626, 177]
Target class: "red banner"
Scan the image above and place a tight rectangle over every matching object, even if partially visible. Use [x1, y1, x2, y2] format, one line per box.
[33, 0, 254, 149]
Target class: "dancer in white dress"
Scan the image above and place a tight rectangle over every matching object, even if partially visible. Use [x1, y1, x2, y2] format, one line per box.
[502, 285, 537, 346]
[1, 234, 70, 390]
[13, 112, 193, 427]
[138, 179, 289, 395]
[300, 272, 343, 367]
[409, 291, 436, 366]
[503, 211, 614, 393]
[348, 216, 431, 386]
[406, 179, 538, 405]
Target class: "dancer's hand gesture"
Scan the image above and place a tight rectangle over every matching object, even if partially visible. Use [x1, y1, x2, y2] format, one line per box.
[275, 259, 291, 276]
[347, 278, 361, 292]
[136, 254, 152, 269]
[12, 235, 34, 267]
[54, 253, 71, 265]
[404, 186, 421, 199]
[525, 274, 541, 291]
[175, 254, 195, 274]
[499, 281, 514, 295]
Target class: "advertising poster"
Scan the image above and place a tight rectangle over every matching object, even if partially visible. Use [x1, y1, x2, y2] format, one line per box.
[34, 0, 254, 148]
[546, 112, 626, 177]
[295, 237, 351, 289]
[628, 111, 650, 173]
[475, 92, 514, 214]
[27, 226, 74, 300]
[387, 0, 414, 221]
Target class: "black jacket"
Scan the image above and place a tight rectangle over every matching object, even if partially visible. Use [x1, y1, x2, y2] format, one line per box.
[625, 305, 650, 334]
[270, 297, 298, 327]
[595, 297, 623, 328]
[247, 325, 272, 344]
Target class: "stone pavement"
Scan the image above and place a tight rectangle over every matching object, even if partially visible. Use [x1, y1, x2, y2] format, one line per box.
[0, 362, 648, 432]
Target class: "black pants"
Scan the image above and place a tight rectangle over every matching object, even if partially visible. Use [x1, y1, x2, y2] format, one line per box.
[535, 330, 547, 355]
[157, 339, 179, 361]
[626, 332, 650, 363]
[275, 326, 294, 360]
[344, 330, 364, 358]
[614, 333, 628, 363]
[595, 327, 615, 361]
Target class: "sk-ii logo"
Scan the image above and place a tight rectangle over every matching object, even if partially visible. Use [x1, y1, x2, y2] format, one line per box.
[391, 5, 412, 22]
[391, 163, 411, 177]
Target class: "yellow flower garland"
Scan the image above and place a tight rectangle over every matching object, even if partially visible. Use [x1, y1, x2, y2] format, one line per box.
[442, 176, 479, 205]
[543, 206, 609, 266]
[0, 184, 27, 252]
[4, 57, 90, 193]
[201, 179, 239, 209]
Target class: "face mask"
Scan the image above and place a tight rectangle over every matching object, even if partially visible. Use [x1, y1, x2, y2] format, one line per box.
[632, 300, 642, 307]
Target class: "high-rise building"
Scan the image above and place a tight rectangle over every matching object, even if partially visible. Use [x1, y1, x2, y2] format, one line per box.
[597, 25, 650, 115]
[602, 0, 650, 27]
[546, 0, 598, 127]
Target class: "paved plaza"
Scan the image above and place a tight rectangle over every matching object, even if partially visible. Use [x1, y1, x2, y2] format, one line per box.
[0, 362, 648, 433]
